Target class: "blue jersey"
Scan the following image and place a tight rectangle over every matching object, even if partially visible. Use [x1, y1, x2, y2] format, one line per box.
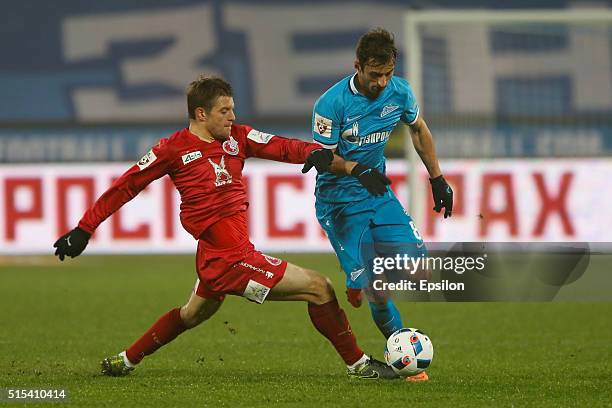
[312, 74, 419, 204]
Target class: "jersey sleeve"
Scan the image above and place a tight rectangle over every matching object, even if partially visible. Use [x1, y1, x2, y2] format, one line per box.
[401, 80, 420, 125]
[78, 139, 172, 234]
[312, 95, 341, 149]
[242, 125, 319, 163]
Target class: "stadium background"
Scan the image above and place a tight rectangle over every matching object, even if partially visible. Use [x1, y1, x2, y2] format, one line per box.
[1, 2, 611, 406]
[1, 0, 612, 253]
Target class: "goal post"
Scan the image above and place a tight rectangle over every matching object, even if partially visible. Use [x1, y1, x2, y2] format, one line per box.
[402, 8, 612, 230]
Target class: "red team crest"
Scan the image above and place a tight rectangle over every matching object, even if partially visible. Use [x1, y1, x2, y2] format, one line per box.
[222, 135, 239, 155]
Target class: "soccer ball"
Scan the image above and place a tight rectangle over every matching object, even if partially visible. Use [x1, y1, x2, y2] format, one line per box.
[384, 328, 434, 377]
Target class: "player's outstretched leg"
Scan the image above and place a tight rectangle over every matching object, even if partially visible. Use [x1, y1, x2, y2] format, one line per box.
[362, 281, 404, 339]
[268, 263, 399, 380]
[368, 300, 404, 339]
[101, 290, 222, 376]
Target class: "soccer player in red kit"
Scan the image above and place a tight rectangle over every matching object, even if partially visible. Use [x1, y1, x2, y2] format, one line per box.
[53, 76, 399, 380]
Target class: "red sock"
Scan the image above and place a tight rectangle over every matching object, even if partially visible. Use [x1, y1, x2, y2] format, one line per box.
[307, 299, 364, 365]
[125, 308, 188, 364]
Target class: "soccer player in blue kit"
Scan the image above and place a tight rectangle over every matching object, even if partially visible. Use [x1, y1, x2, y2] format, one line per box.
[302, 28, 453, 353]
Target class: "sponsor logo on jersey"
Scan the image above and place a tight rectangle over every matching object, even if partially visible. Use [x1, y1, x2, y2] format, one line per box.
[181, 150, 202, 165]
[380, 104, 400, 117]
[262, 254, 282, 266]
[344, 130, 391, 146]
[314, 113, 332, 138]
[239, 261, 276, 279]
[208, 155, 232, 187]
[247, 129, 274, 144]
[222, 136, 239, 155]
[137, 149, 157, 170]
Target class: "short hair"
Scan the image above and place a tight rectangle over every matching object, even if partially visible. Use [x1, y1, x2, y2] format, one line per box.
[186, 75, 233, 119]
[356, 28, 397, 68]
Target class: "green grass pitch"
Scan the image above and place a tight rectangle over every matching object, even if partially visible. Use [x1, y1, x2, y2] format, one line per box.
[1, 254, 610, 407]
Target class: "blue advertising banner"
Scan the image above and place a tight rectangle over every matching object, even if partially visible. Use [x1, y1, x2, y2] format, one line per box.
[2, 0, 608, 123]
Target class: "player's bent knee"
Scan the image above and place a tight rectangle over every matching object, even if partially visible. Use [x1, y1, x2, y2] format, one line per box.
[271, 263, 336, 303]
[309, 273, 336, 305]
[323, 276, 335, 296]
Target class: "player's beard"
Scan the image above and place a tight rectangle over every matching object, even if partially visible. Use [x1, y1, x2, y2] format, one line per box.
[367, 86, 384, 99]
[214, 133, 230, 141]
[212, 126, 232, 141]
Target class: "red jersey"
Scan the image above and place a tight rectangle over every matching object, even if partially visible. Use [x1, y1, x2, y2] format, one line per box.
[78, 124, 319, 240]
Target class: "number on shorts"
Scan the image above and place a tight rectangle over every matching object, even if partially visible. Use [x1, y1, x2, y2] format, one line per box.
[409, 221, 422, 241]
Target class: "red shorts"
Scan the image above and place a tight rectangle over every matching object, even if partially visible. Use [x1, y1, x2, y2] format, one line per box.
[193, 240, 287, 303]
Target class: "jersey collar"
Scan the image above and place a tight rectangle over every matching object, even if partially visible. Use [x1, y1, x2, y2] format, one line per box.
[349, 73, 359, 95]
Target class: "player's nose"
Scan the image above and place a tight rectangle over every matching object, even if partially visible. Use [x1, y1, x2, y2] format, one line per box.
[377, 77, 388, 88]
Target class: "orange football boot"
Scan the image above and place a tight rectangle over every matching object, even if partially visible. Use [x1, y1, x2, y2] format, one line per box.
[405, 371, 429, 382]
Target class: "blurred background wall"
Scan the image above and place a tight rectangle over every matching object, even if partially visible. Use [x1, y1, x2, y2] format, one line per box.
[1, 0, 611, 253]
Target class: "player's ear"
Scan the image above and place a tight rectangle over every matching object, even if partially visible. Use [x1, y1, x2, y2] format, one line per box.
[196, 107, 207, 122]
[354, 60, 361, 72]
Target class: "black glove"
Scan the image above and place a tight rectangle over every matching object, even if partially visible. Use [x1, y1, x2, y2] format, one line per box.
[351, 163, 391, 196]
[53, 227, 91, 261]
[301, 148, 334, 173]
[430, 175, 453, 218]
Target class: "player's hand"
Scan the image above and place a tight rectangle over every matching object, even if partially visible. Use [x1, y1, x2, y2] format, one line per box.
[301, 148, 334, 173]
[351, 163, 391, 196]
[53, 227, 91, 261]
[430, 175, 453, 218]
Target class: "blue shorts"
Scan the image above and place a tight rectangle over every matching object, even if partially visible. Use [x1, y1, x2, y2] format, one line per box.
[316, 191, 426, 289]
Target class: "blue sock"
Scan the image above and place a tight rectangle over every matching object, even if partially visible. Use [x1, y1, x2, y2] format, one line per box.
[368, 300, 403, 339]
